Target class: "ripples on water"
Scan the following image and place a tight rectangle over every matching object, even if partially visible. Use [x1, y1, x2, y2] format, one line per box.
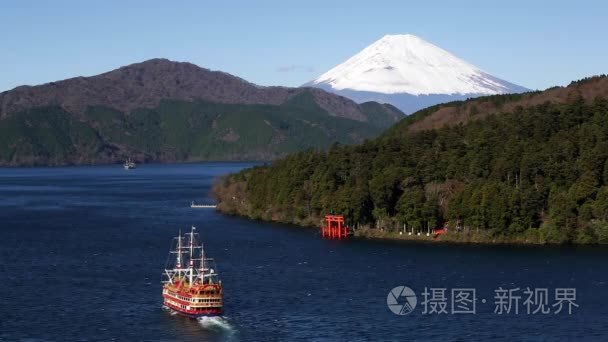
[0, 163, 607, 341]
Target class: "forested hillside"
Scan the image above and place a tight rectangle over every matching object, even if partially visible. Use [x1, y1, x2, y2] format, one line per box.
[0, 96, 397, 165]
[0, 59, 402, 165]
[214, 76, 608, 244]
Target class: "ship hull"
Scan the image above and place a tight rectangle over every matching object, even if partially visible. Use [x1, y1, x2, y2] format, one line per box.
[162, 285, 223, 319]
[164, 301, 222, 318]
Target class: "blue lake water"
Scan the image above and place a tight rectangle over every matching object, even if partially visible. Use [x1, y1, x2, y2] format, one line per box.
[0, 163, 607, 341]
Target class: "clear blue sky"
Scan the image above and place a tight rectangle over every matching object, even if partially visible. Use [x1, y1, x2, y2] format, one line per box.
[1, 0, 606, 92]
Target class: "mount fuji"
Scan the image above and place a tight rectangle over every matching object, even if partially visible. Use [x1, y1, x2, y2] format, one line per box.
[304, 34, 529, 114]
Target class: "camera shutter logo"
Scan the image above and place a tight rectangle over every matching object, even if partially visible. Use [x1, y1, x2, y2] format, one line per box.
[387, 286, 417, 315]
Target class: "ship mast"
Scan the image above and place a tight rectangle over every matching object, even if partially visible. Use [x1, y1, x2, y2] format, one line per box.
[199, 241, 205, 284]
[164, 226, 206, 286]
[189, 226, 196, 285]
[176, 229, 182, 271]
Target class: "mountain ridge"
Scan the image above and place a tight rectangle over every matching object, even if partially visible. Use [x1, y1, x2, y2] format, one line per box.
[0, 58, 402, 124]
[388, 74, 608, 135]
[0, 59, 404, 166]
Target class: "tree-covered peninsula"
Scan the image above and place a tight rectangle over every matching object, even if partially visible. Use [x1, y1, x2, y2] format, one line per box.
[214, 76, 608, 244]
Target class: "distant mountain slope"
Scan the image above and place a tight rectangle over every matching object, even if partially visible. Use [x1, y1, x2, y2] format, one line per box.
[305, 34, 529, 113]
[384, 74, 608, 136]
[0, 58, 399, 122]
[0, 59, 404, 166]
[215, 75, 608, 244]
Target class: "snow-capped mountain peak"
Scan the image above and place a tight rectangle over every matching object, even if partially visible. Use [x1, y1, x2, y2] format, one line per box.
[305, 34, 528, 113]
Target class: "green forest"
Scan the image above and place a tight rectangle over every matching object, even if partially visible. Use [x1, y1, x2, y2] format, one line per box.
[0, 91, 398, 166]
[215, 92, 608, 244]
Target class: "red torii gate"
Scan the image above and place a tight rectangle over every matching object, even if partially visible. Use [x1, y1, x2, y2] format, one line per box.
[321, 214, 348, 239]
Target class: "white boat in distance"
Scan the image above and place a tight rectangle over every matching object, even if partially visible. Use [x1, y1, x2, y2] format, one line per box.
[191, 201, 217, 209]
[123, 158, 136, 170]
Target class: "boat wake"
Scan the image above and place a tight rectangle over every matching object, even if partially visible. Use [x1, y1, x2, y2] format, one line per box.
[163, 306, 235, 336]
[198, 316, 236, 334]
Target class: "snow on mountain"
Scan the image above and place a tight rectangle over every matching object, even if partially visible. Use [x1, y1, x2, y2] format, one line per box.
[305, 34, 529, 113]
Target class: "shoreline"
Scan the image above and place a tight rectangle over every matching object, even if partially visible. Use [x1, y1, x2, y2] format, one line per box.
[352, 227, 552, 246]
[214, 209, 605, 246]
[0, 160, 268, 169]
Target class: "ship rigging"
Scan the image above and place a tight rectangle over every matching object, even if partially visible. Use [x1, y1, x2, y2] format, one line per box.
[162, 226, 223, 317]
